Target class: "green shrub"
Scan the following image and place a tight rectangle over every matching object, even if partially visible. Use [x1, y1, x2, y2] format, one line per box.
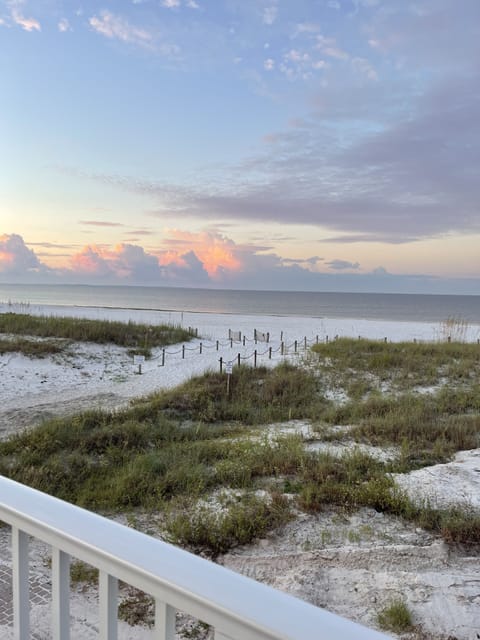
[377, 598, 413, 633]
[165, 492, 291, 556]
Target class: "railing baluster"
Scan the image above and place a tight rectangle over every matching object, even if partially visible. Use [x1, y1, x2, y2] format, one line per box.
[52, 547, 70, 639]
[154, 600, 175, 640]
[99, 571, 118, 640]
[12, 527, 29, 640]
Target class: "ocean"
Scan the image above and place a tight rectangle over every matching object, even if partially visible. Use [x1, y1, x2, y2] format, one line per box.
[0, 283, 479, 324]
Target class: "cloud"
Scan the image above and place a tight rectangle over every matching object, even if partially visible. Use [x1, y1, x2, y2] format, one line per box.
[66, 231, 245, 285]
[58, 18, 71, 33]
[158, 230, 242, 278]
[89, 10, 152, 47]
[315, 35, 349, 60]
[79, 220, 125, 228]
[326, 259, 361, 271]
[282, 256, 323, 265]
[162, 0, 180, 8]
[2, 233, 480, 294]
[263, 6, 278, 25]
[351, 57, 378, 81]
[160, 250, 210, 285]
[0, 234, 44, 274]
[27, 241, 78, 250]
[124, 229, 154, 236]
[293, 23, 321, 36]
[70, 244, 162, 283]
[9, 1, 41, 32]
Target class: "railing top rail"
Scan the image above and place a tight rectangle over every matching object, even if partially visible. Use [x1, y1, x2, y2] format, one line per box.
[0, 475, 390, 640]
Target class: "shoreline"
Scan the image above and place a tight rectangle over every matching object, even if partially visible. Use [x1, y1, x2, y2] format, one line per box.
[2, 301, 480, 342]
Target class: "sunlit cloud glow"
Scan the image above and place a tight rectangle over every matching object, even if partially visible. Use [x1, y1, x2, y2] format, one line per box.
[158, 230, 242, 278]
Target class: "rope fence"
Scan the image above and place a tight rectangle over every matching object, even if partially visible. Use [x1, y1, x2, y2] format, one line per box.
[131, 326, 480, 374]
[146, 329, 354, 371]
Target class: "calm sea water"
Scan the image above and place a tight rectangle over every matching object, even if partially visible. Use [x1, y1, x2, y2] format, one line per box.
[0, 284, 479, 323]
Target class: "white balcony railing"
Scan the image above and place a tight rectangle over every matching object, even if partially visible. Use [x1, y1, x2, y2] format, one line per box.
[0, 475, 391, 639]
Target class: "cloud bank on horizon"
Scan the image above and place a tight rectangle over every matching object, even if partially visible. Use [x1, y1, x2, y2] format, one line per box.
[1, 232, 478, 295]
[1, 0, 479, 294]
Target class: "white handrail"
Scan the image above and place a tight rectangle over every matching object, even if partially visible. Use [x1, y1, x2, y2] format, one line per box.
[0, 475, 391, 639]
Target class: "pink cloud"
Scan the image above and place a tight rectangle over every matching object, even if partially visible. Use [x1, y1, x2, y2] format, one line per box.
[70, 244, 162, 282]
[11, 7, 41, 32]
[0, 234, 42, 273]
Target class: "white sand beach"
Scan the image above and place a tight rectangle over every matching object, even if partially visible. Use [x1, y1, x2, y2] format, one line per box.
[1, 301, 480, 639]
[1, 301, 479, 437]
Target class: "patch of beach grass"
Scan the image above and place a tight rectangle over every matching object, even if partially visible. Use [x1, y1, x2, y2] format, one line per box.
[0, 337, 66, 358]
[320, 388, 480, 468]
[134, 362, 328, 425]
[0, 312, 195, 356]
[118, 587, 154, 628]
[70, 560, 99, 586]
[377, 598, 414, 633]
[164, 491, 292, 556]
[312, 338, 480, 396]
[0, 364, 318, 511]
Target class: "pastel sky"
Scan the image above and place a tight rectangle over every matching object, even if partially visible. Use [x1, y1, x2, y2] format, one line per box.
[1, 0, 480, 294]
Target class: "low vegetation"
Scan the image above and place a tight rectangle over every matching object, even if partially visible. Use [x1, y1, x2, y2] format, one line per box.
[377, 598, 414, 633]
[0, 312, 195, 356]
[311, 337, 480, 395]
[165, 492, 292, 556]
[0, 337, 65, 358]
[1, 339, 480, 559]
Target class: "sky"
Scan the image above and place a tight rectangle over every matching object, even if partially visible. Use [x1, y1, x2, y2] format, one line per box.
[1, 0, 480, 294]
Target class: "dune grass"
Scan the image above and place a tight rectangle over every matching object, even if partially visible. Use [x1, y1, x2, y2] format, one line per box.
[0, 312, 195, 355]
[0, 337, 65, 358]
[312, 337, 480, 396]
[377, 599, 414, 633]
[1, 339, 480, 552]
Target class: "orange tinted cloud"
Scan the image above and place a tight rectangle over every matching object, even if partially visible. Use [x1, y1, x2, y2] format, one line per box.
[158, 230, 241, 277]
